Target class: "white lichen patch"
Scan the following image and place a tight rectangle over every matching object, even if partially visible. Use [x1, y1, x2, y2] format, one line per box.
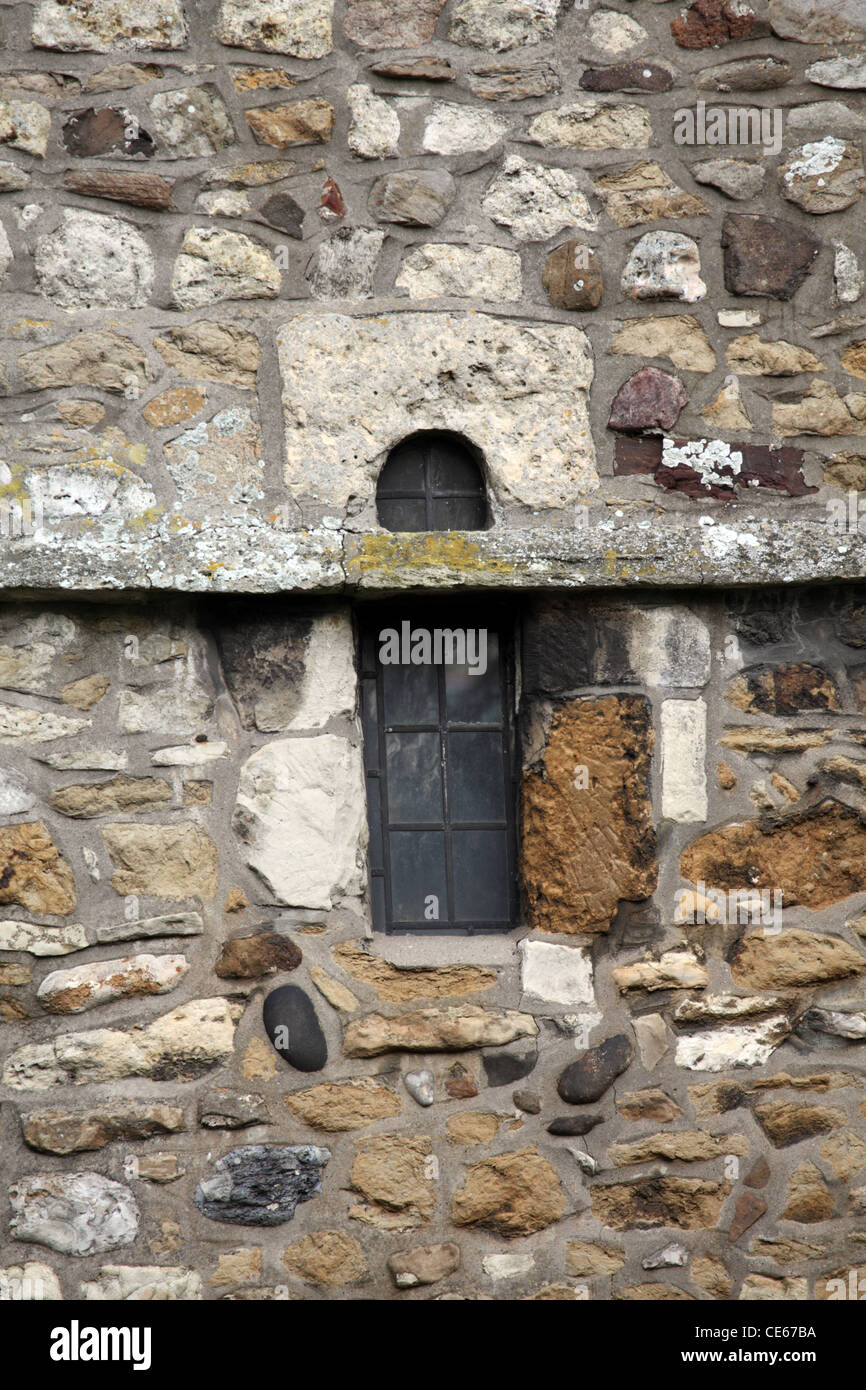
[661, 437, 743, 489]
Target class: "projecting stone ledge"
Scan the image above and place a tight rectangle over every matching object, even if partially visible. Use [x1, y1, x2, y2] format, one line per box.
[342, 1006, 538, 1057]
[3, 513, 866, 594]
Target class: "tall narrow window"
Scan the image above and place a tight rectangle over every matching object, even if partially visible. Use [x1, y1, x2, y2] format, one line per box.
[359, 607, 518, 934]
[376, 431, 488, 532]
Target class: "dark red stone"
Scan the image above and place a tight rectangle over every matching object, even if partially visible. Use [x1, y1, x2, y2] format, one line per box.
[320, 176, 346, 219]
[671, 0, 770, 49]
[722, 213, 821, 301]
[580, 63, 674, 94]
[614, 436, 816, 500]
[62, 107, 154, 158]
[609, 366, 688, 433]
[542, 240, 602, 311]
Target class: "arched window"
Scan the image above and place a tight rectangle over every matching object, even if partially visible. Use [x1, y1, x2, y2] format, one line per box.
[376, 431, 488, 532]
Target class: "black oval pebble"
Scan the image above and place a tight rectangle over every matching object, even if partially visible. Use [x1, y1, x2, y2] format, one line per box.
[547, 1114, 604, 1137]
[557, 1034, 633, 1105]
[263, 985, 327, 1072]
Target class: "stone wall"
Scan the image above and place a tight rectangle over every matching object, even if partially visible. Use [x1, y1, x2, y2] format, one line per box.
[0, 0, 863, 590]
[1, 588, 866, 1300]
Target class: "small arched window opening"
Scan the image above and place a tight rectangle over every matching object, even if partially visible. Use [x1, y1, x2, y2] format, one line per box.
[376, 431, 488, 533]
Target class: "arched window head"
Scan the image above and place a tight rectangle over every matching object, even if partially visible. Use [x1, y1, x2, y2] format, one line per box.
[376, 432, 488, 533]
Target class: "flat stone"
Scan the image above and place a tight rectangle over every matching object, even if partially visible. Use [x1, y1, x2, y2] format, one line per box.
[781, 1162, 834, 1222]
[349, 1135, 434, 1231]
[834, 242, 864, 305]
[345, 0, 445, 48]
[286, 1077, 400, 1131]
[447, 1112, 507, 1146]
[370, 58, 455, 81]
[595, 161, 708, 228]
[233, 736, 365, 909]
[153, 320, 260, 387]
[246, 98, 334, 148]
[347, 84, 399, 159]
[310, 967, 359, 1014]
[282, 1229, 366, 1288]
[780, 137, 865, 215]
[676, 1016, 791, 1070]
[449, 0, 564, 51]
[611, 314, 716, 372]
[277, 310, 596, 511]
[591, 1177, 729, 1230]
[519, 940, 593, 1008]
[0, 768, 36, 815]
[82, 1266, 201, 1299]
[683, 811, 866, 917]
[611, 1131, 749, 1167]
[0, 99, 50, 158]
[141, 387, 205, 428]
[542, 240, 603, 310]
[49, 774, 171, 818]
[609, 366, 688, 431]
[421, 101, 509, 155]
[149, 86, 234, 158]
[0, 920, 86, 956]
[216, 932, 301, 980]
[21, 1102, 184, 1155]
[696, 55, 791, 90]
[482, 154, 596, 242]
[102, 822, 218, 898]
[621, 231, 706, 303]
[802, 1005, 866, 1040]
[264, 985, 327, 1072]
[581, 62, 674, 94]
[3, 997, 239, 1089]
[754, 1100, 845, 1147]
[9, 1172, 138, 1255]
[672, 0, 770, 48]
[614, 949, 708, 993]
[332, 944, 496, 1004]
[808, 57, 866, 90]
[95, 912, 203, 945]
[35, 209, 154, 309]
[729, 1191, 767, 1241]
[557, 1034, 633, 1105]
[198, 1089, 270, 1129]
[60, 675, 110, 711]
[522, 696, 656, 933]
[768, 0, 866, 43]
[215, 609, 355, 733]
[0, 822, 76, 916]
[722, 213, 820, 300]
[37, 953, 187, 1014]
[617, 1089, 683, 1123]
[725, 338, 824, 379]
[586, 9, 648, 55]
[0, 161, 31, 191]
[306, 226, 384, 299]
[547, 1114, 604, 1136]
[482, 1047, 536, 1088]
[773, 380, 866, 437]
[692, 158, 766, 200]
[787, 100, 866, 132]
[172, 226, 280, 309]
[0, 1262, 62, 1300]
[215, 0, 334, 57]
[388, 1242, 460, 1288]
[370, 168, 455, 226]
[343, 1005, 538, 1057]
[451, 1147, 565, 1237]
[31, 0, 187, 50]
[204, 157, 296, 187]
[566, 1241, 624, 1277]
[163, 405, 264, 503]
[62, 105, 154, 157]
[732, 926, 865, 989]
[724, 661, 839, 712]
[395, 243, 521, 302]
[258, 192, 304, 237]
[468, 59, 559, 101]
[194, 1145, 329, 1226]
[528, 100, 651, 151]
[643, 1243, 688, 1270]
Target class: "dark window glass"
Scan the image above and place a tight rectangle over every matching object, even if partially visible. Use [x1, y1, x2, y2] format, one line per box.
[360, 607, 517, 935]
[376, 432, 488, 532]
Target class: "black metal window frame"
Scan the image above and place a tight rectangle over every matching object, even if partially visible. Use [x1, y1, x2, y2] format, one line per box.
[358, 601, 519, 936]
[376, 430, 489, 533]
